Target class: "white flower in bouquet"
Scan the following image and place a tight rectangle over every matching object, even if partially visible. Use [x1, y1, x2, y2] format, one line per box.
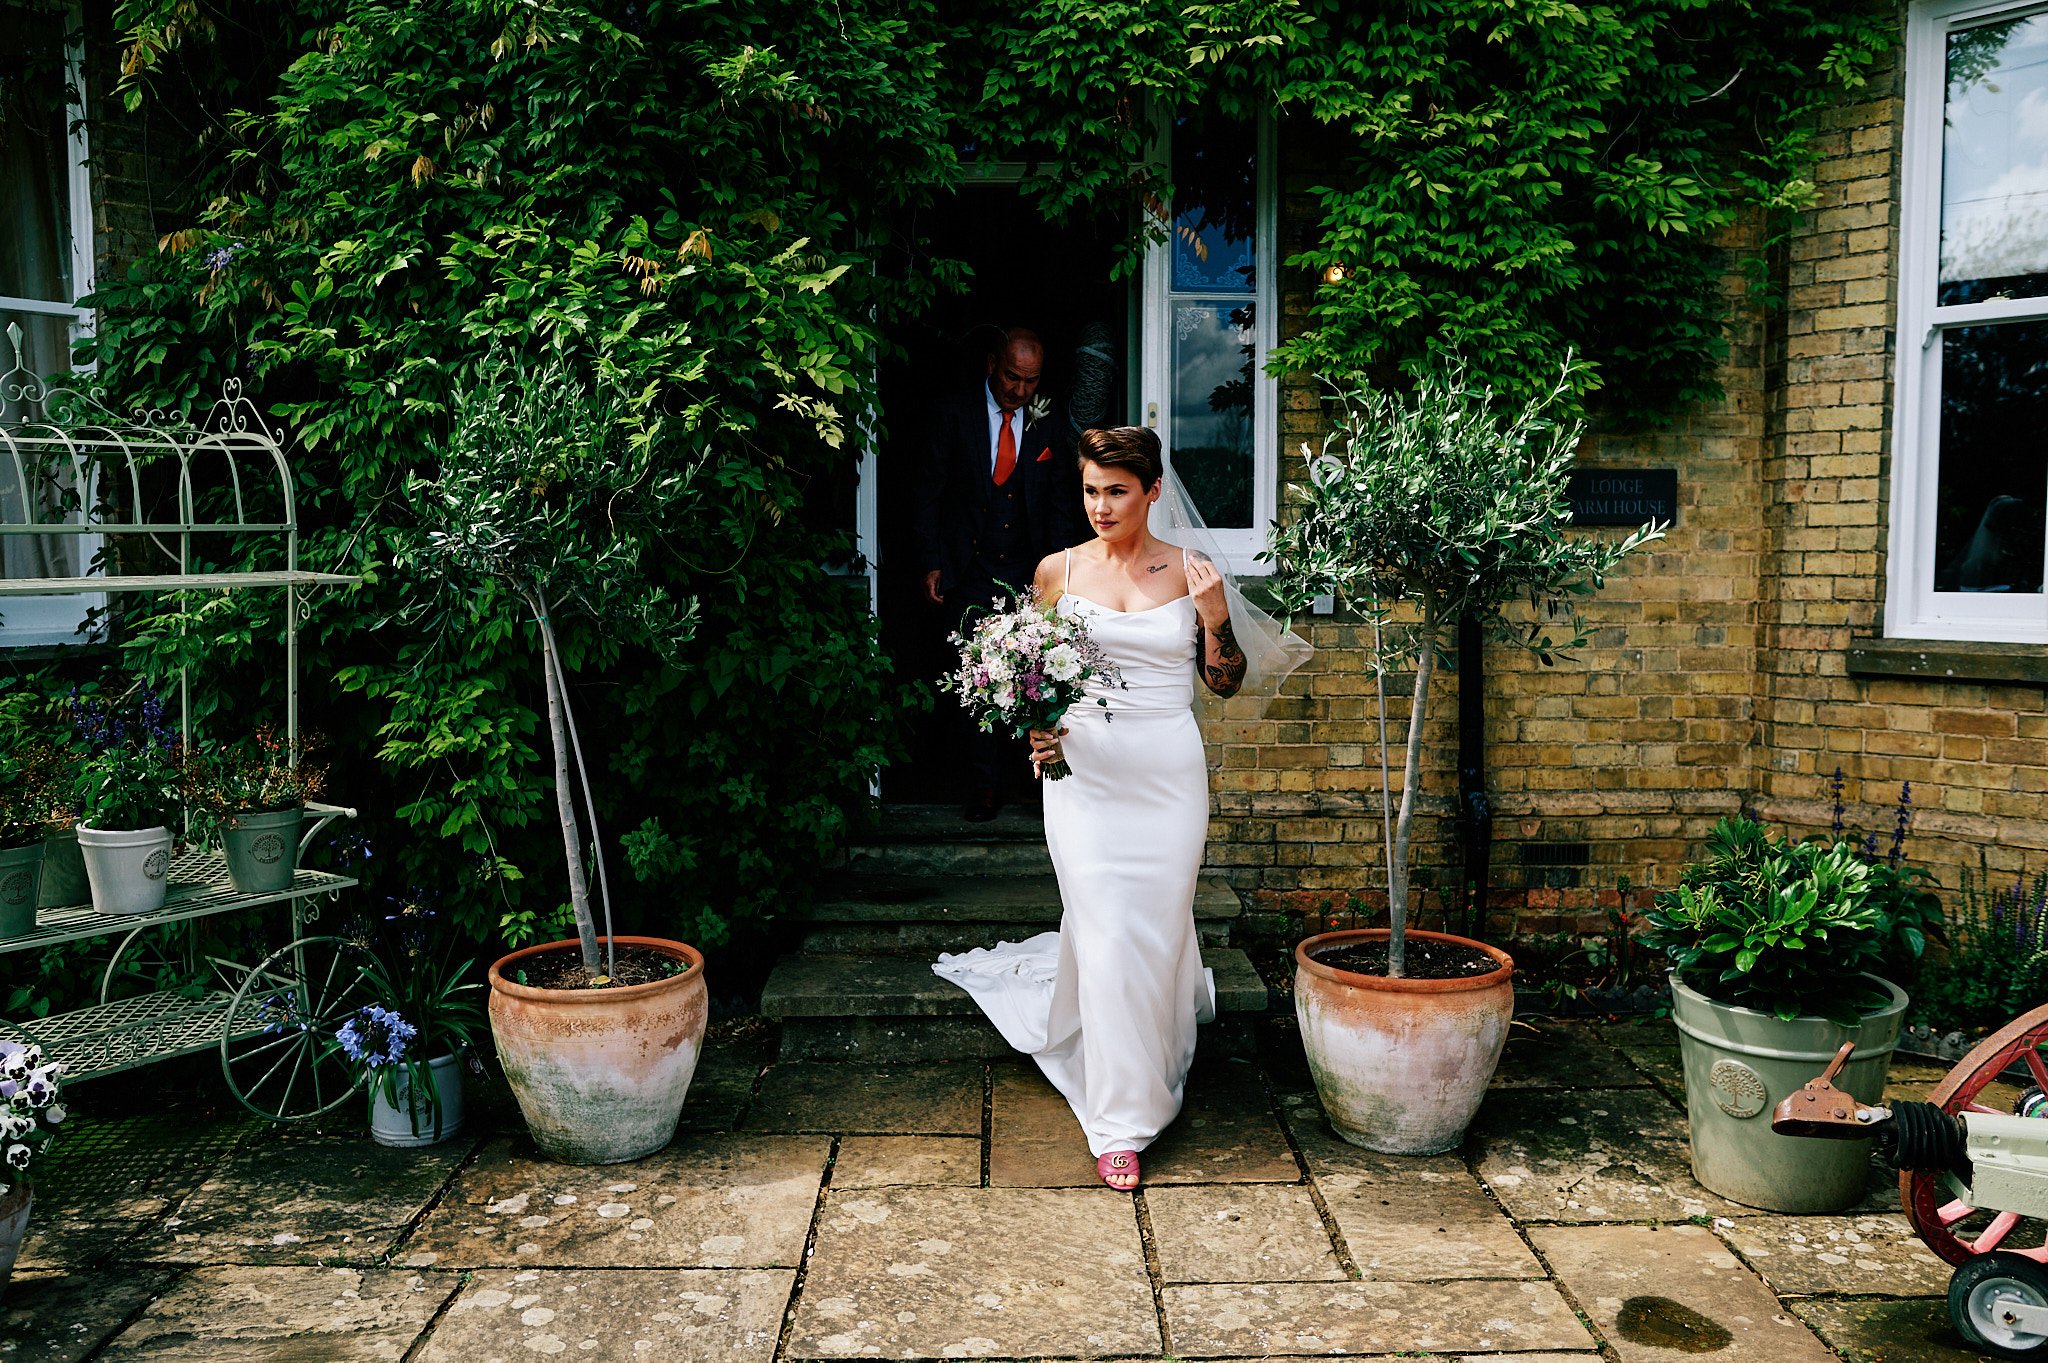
[940, 591, 1124, 780]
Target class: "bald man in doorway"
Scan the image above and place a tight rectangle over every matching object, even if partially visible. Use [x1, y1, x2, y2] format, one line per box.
[914, 328, 1088, 822]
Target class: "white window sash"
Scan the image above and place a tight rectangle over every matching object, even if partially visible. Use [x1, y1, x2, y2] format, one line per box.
[1887, 0, 2048, 643]
[1140, 113, 1278, 576]
[3, 4, 104, 649]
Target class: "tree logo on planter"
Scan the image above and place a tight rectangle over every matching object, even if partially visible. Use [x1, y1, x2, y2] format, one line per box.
[1709, 1059, 1768, 1119]
[143, 849, 170, 881]
[0, 870, 29, 906]
[252, 834, 284, 866]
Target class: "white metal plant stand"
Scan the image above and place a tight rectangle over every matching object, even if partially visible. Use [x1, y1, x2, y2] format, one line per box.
[0, 323, 372, 1119]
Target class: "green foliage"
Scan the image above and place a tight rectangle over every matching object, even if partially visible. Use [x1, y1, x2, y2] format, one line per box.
[344, 891, 488, 1139]
[1266, 0, 1897, 413]
[32, 0, 1894, 961]
[79, 0, 939, 947]
[179, 725, 327, 847]
[1911, 869, 2048, 1035]
[71, 691, 184, 833]
[1643, 816, 1919, 1024]
[1266, 357, 1663, 664]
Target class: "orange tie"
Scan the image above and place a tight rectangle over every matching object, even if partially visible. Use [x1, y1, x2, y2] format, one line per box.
[993, 411, 1018, 486]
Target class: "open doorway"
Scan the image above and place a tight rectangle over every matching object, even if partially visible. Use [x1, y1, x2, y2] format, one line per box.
[875, 187, 1132, 806]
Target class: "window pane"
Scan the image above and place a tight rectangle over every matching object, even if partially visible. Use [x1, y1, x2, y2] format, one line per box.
[1942, 15, 2048, 304]
[1933, 321, 2048, 594]
[0, 7, 75, 304]
[1171, 115, 1255, 294]
[1170, 300, 1255, 528]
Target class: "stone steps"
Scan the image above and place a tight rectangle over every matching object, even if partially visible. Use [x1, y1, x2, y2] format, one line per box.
[798, 873, 1240, 953]
[763, 948, 1269, 1061]
[765, 805, 1267, 1061]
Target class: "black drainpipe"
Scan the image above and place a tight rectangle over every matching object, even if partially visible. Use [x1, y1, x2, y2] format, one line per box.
[1457, 611, 1493, 941]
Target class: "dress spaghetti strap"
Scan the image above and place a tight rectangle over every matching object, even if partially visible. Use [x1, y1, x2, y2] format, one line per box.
[1063, 547, 1072, 598]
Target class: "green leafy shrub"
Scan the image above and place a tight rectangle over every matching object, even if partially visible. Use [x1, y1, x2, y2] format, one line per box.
[1644, 816, 1918, 1024]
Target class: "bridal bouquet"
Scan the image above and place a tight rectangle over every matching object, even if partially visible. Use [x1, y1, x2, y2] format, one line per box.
[942, 592, 1122, 780]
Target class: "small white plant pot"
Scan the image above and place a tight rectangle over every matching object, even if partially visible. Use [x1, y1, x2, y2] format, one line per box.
[369, 1053, 467, 1148]
[76, 824, 175, 916]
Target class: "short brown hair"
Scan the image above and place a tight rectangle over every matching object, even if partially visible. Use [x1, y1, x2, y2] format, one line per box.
[1077, 426, 1163, 490]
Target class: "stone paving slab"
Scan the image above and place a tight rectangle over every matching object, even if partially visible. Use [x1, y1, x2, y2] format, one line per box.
[746, 1061, 983, 1134]
[1790, 1296, 1985, 1363]
[1161, 1278, 1593, 1357]
[0, 1267, 178, 1362]
[676, 1034, 772, 1133]
[1280, 1098, 1544, 1280]
[990, 1064, 1098, 1187]
[1884, 1057, 1964, 1104]
[1718, 1213, 1951, 1298]
[787, 1186, 1158, 1358]
[1145, 1059, 1299, 1184]
[833, 1135, 983, 1188]
[405, 1133, 828, 1269]
[1532, 1223, 1837, 1363]
[16, 1110, 255, 1270]
[1491, 1021, 1650, 1090]
[1471, 1088, 1738, 1223]
[96, 1266, 453, 1361]
[1144, 1184, 1345, 1283]
[414, 1267, 792, 1362]
[139, 1131, 473, 1265]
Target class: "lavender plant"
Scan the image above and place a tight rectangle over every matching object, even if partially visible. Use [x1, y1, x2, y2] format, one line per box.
[71, 689, 182, 832]
[1910, 868, 2048, 1034]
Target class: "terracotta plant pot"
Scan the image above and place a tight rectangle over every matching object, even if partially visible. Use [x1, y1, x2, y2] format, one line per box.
[488, 936, 707, 1165]
[1294, 928, 1515, 1155]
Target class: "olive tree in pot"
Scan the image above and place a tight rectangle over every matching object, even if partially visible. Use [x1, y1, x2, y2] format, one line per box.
[401, 353, 704, 1165]
[1643, 816, 1926, 1211]
[1268, 358, 1662, 1153]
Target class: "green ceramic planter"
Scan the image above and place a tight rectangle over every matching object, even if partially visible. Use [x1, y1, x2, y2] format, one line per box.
[0, 841, 43, 938]
[1670, 970, 1907, 1213]
[36, 828, 86, 909]
[221, 806, 303, 895]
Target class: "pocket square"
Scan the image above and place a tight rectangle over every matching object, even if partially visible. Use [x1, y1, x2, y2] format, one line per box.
[1035, 449, 1053, 462]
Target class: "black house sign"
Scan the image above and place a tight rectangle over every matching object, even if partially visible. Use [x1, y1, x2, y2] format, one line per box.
[1566, 468, 1678, 527]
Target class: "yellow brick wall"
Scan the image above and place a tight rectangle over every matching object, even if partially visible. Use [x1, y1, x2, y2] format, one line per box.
[1222, 47, 2047, 937]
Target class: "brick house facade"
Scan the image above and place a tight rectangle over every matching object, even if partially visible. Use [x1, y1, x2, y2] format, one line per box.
[1227, 20, 2048, 940]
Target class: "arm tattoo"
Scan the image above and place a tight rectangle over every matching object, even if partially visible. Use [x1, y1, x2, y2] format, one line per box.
[1198, 618, 1247, 698]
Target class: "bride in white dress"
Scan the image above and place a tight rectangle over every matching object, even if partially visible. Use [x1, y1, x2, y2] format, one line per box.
[932, 425, 1256, 1191]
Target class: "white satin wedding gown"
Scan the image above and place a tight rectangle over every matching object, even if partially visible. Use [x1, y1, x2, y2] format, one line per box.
[933, 556, 1216, 1157]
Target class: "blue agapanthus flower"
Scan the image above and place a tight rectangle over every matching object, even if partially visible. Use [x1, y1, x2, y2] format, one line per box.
[335, 1005, 418, 1069]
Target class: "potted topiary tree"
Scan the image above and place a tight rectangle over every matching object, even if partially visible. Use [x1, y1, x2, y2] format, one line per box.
[400, 352, 705, 1165]
[1643, 815, 1922, 1211]
[1268, 357, 1662, 1153]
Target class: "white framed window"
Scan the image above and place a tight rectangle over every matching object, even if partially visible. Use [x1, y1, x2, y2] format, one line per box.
[1, 2, 101, 647]
[1889, 0, 2048, 642]
[1140, 112, 1278, 574]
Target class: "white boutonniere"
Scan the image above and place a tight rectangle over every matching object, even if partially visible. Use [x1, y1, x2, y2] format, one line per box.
[1024, 394, 1052, 431]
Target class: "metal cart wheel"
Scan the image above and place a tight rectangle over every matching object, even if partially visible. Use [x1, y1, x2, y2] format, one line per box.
[220, 934, 376, 1121]
[1951, 1252, 2048, 1360]
[1903, 1001, 2048, 1267]
[100, 921, 200, 1004]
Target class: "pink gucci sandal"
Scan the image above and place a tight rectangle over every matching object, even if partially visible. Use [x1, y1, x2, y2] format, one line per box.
[1097, 1150, 1140, 1191]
